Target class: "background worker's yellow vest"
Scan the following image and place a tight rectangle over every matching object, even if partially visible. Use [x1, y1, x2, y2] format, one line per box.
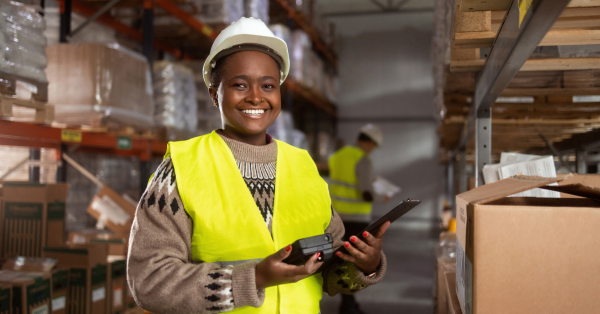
[328, 146, 372, 215]
[166, 131, 331, 314]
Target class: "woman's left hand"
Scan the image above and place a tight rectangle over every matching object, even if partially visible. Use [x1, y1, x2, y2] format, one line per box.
[337, 221, 391, 274]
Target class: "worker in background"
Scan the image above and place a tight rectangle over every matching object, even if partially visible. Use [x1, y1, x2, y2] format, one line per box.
[127, 18, 390, 314]
[329, 124, 390, 314]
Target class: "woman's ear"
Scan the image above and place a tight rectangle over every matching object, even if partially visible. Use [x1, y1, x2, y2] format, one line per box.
[208, 86, 219, 108]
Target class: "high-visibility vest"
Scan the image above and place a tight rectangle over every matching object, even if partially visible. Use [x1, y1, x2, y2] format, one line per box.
[166, 131, 331, 314]
[328, 146, 372, 215]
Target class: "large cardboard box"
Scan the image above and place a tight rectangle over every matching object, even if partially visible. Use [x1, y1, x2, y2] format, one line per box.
[43, 245, 109, 314]
[0, 270, 51, 314]
[0, 283, 10, 314]
[107, 257, 126, 314]
[456, 175, 600, 314]
[2, 182, 69, 258]
[51, 268, 69, 314]
[444, 272, 462, 314]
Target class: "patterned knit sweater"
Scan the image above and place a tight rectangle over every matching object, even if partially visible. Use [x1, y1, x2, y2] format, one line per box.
[127, 133, 387, 314]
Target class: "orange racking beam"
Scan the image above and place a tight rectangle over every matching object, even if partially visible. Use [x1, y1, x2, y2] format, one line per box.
[0, 121, 167, 161]
[56, 0, 182, 58]
[154, 0, 218, 40]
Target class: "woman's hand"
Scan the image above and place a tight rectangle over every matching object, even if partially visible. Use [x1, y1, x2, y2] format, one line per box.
[337, 221, 391, 274]
[255, 245, 323, 290]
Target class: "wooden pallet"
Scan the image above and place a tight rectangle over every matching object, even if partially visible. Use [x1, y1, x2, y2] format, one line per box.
[0, 71, 48, 102]
[0, 95, 54, 125]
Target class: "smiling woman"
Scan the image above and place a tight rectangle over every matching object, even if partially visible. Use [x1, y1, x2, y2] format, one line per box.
[127, 17, 389, 314]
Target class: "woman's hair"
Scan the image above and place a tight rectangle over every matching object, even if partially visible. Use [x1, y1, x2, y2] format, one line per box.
[209, 52, 282, 87]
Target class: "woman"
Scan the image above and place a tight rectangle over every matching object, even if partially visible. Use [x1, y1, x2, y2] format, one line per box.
[127, 17, 390, 314]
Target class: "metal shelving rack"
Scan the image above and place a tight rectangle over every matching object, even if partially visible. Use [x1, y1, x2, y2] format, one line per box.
[0, 0, 339, 184]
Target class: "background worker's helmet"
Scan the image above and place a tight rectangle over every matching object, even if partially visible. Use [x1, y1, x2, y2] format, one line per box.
[202, 17, 290, 88]
[360, 124, 384, 146]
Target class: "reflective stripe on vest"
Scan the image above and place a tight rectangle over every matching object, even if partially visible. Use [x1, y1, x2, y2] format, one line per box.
[328, 146, 372, 215]
[167, 131, 331, 314]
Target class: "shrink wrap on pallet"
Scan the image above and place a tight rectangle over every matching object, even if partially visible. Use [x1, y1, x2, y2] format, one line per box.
[289, 30, 312, 86]
[0, 146, 57, 183]
[269, 24, 292, 50]
[180, 60, 222, 135]
[193, 0, 244, 25]
[0, 0, 47, 82]
[44, 7, 116, 46]
[267, 110, 308, 151]
[244, 0, 269, 24]
[153, 61, 198, 140]
[46, 43, 154, 129]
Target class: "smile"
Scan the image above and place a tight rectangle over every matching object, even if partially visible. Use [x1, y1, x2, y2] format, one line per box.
[240, 109, 267, 115]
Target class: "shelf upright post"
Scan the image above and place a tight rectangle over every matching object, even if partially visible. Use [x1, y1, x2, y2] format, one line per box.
[29, 148, 41, 183]
[59, 0, 72, 43]
[458, 149, 467, 193]
[475, 109, 491, 187]
[143, 0, 154, 68]
[447, 153, 455, 216]
[56, 143, 68, 182]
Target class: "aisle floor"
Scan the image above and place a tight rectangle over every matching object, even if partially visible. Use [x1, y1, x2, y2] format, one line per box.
[320, 217, 439, 314]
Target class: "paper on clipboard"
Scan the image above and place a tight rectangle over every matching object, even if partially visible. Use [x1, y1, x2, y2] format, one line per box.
[373, 176, 401, 198]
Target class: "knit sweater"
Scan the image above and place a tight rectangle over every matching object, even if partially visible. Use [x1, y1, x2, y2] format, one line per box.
[127, 133, 387, 314]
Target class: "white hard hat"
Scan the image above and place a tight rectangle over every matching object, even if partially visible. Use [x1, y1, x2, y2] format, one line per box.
[360, 124, 383, 146]
[203, 17, 290, 88]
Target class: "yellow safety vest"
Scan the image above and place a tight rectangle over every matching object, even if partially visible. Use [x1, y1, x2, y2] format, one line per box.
[328, 146, 372, 215]
[166, 131, 331, 314]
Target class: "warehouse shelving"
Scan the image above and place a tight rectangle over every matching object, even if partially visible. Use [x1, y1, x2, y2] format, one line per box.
[434, 0, 600, 206]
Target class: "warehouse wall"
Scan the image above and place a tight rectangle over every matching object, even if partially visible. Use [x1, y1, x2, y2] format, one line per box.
[332, 13, 444, 222]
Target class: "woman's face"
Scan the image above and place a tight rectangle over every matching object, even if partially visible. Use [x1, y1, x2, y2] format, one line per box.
[209, 50, 281, 143]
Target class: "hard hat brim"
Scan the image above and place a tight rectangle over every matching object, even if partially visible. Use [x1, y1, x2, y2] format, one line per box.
[202, 34, 290, 88]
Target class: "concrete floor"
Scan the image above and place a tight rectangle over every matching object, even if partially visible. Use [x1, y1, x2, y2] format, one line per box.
[320, 216, 439, 314]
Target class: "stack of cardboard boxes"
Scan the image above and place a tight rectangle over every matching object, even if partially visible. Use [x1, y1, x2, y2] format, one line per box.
[1, 182, 141, 313]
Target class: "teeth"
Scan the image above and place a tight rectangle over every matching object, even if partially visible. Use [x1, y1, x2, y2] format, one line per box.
[241, 109, 265, 115]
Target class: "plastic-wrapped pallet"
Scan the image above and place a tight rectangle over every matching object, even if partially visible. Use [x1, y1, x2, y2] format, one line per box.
[154, 61, 198, 140]
[46, 43, 154, 129]
[269, 24, 292, 54]
[267, 111, 308, 151]
[289, 30, 312, 86]
[244, 0, 268, 24]
[181, 60, 222, 135]
[192, 0, 244, 25]
[44, 7, 116, 45]
[0, 0, 47, 82]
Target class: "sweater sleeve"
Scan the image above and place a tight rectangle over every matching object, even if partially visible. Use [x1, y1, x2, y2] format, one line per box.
[321, 209, 387, 296]
[127, 157, 265, 314]
[355, 156, 386, 203]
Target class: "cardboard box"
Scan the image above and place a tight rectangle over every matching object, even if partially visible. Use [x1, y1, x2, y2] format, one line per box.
[0, 270, 51, 314]
[2, 182, 69, 257]
[86, 186, 136, 236]
[456, 175, 600, 314]
[68, 231, 128, 256]
[51, 268, 68, 314]
[444, 272, 462, 314]
[0, 283, 10, 314]
[107, 257, 126, 314]
[43, 245, 109, 314]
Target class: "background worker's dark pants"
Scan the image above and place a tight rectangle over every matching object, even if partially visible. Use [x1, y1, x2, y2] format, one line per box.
[340, 221, 370, 310]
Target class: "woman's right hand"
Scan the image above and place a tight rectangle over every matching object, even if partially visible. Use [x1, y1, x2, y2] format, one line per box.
[255, 245, 323, 290]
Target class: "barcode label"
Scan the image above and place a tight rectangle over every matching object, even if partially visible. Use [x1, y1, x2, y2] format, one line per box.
[92, 287, 106, 302]
[32, 304, 48, 314]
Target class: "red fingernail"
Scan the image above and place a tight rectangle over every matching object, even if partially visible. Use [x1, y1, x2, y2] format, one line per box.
[363, 232, 368, 237]
[316, 252, 321, 258]
[285, 245, 292, 252]
[350, 236, 357, 242]
[344, 242, 350, 248]
[336, 252, 341, 256]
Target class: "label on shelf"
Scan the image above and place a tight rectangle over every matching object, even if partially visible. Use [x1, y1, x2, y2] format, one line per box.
[61, 130, 82, 143]
[519, 0, 532, 26]
[117, 136, 132, 150]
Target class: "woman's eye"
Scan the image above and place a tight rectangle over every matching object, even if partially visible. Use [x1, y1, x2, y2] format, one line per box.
[264, 84, 275, 89]
[234, 83, 246, 88]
